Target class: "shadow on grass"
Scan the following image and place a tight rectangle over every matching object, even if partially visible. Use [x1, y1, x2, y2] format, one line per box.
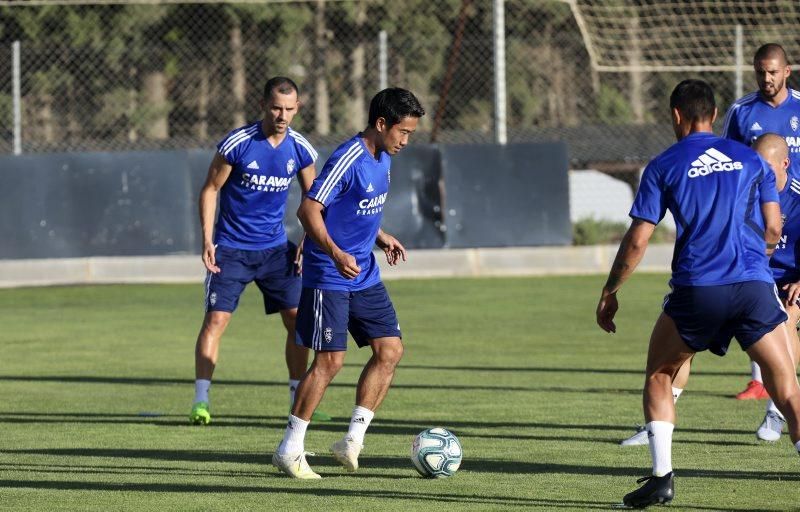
[0, 412, 760, 441]
[0, 479, 786, 510]
[1, 449, 796, 482]
[0, 476, 793, 512]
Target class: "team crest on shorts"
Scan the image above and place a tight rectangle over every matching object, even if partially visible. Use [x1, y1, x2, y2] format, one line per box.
[287, 158, 296, 174]
[792, 116, 799, 132]
[209, 292, 217, 306]
[324, 327, 333, 343]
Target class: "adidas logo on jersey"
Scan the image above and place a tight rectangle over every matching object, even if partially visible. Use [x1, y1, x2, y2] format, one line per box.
[366, 183, 374, 193]
[750, 121, 763, 131]
[688, 148, 743, 178]
[247, 160, 260, 170]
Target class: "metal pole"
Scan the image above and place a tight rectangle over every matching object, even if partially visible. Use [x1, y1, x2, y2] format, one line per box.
[12, 40, 21, 155]
[735, 24, 743, 100]
[493, 0, 507, 145]
[378, 30, 388, 90]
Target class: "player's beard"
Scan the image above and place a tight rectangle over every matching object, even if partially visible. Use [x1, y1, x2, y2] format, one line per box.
[761, 77, 786, 99]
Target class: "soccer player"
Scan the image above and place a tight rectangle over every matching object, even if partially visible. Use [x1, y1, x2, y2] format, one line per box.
[271, 88, 425, 479]
[752, 133, 800, 441]
[190, 76, 328, 425]
[597, 79, 800, 508]
[620, 134, 800, 447]
[722, 43, 800, 400]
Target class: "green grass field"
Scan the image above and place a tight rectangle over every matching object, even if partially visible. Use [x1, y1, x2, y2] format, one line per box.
[1, 275, 798, 511]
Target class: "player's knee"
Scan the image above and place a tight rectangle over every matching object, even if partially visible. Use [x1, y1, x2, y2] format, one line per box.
[203, 312, 231, 334]
[312, 353, 344, 377]
[376, 341, 404, 366]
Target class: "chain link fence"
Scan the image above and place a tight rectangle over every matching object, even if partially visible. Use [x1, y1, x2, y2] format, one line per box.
[2, 0, 800, 166]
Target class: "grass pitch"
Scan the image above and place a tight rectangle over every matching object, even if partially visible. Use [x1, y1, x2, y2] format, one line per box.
[0, 275, 797, 511]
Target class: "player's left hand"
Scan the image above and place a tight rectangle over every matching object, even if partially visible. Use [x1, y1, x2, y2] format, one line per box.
[596, 291, 618, 333]
[294, 238, 304, 275]
[782, 281, 800, 307]
[377, 232, 407, 266]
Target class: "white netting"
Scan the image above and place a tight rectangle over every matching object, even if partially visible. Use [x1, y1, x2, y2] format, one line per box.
[570, 0, 800, 71]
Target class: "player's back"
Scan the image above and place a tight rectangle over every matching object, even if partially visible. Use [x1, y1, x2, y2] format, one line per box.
[771, 170, 800, 284]
[631, 132, 776, 287]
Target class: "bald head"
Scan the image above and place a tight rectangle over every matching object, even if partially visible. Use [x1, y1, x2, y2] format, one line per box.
[754, 133, 789, 190]
[754, 133, 789, 161]
[754, 43, 789, 66]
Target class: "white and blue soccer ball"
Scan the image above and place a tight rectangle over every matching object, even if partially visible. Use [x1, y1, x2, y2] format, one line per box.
[410, 427, 462, 478]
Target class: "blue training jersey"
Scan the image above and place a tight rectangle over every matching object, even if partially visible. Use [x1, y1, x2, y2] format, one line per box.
[303, 134, 391, 291]
[723, 88, 800, 176]
[771, 170, 800, 284]
[214, 124, 317, 250]
[630, 132, 778, 287]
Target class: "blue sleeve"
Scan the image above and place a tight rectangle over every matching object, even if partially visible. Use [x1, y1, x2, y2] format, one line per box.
[722, 106, 743, 142]
[757, 157, 779, 204]
[308, 155, 356, 207]
[297, 143, 316, 169]
[216, 127, 253, 165]
[629, 160, 666, 225]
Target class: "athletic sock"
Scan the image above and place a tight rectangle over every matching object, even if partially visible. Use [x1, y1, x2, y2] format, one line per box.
[752, 361, 763, 383]
[289, 379, 300, 410]
[672, 387, 683, 404]
[766, 399, 785, 419]
[795, 440, 800, 454]
[346, 406, 375, 445]
[194, 379, 211, 404]
[647, 421, 674, 477]
[278, 414, 309, 456]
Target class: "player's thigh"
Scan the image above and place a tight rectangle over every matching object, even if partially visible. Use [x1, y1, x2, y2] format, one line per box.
[295, 287, 350, 352]
[348, 282, 402, 349]
[205, 246, 256, 313]
[662, 284, 733, 356]
[731, 281, 788, 352]
[645, 312, 696, 378]
[746, 323, 798, 396]
[254, 243, 302, 315]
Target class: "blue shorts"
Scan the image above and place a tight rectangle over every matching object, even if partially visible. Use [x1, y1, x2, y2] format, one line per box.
[295, 282, 402, 352]
[663, 281, 787, 356]
[204, 242, 301, 314]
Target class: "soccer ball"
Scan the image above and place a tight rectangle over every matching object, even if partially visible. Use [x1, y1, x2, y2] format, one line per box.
[410, 427, 462, 478]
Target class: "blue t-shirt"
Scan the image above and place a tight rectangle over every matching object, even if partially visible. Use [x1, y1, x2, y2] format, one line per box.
[771, 171, 800, 284]
[723, 88, 800, 175]
[214, 124, 317, 250]
[630, 132, 778, 287]
[303, 134, 391, 291]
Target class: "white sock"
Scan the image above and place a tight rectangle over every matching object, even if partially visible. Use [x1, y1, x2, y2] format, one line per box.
[194, 379, 211, 404]
[766, 399, 785, 419]
[752, 362, 763, 383]
[278, 414, 309, 456]
[672, 387, 683, 404]
[647, 421, 674, 477]
[795, 440, 800, 454]
[289, 379, 300, 410]
[346, 406, 375, 445]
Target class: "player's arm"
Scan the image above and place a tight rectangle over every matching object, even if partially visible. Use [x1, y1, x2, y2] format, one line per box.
[376, 228, 407, 266]
[297, 197, 361, 279]
[763, 201, 781, 256]
[596, 219, 656, 333]
[199, 152, 233, 273]
[293, 163, 317, 270]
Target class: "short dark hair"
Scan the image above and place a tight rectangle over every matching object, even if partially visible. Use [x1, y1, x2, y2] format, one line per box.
[367, 88, 425, 128]
[669, 79, 715, 122]
[754, 43, 789, 65]
[263, 77, 299, 100]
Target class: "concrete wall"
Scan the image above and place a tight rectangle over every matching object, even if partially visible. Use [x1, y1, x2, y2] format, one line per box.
[0, 244, 674, 288]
